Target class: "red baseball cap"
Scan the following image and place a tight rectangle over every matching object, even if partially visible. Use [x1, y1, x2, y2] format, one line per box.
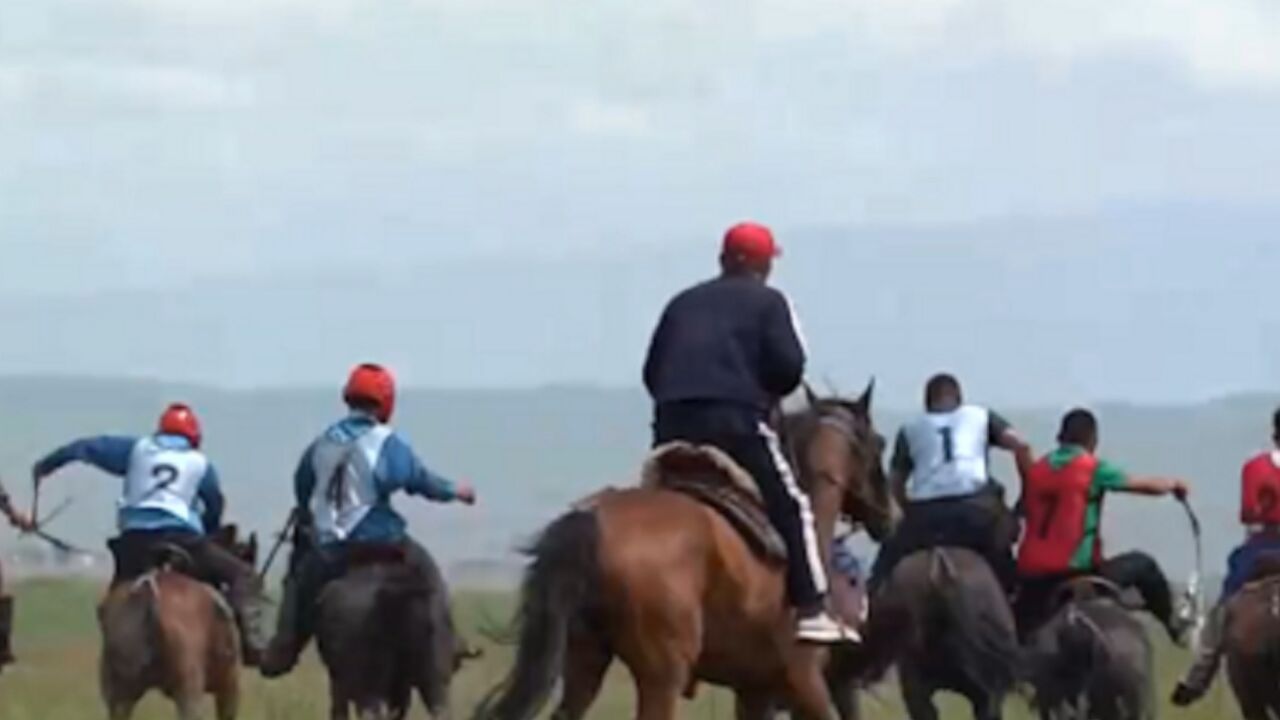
[722, 221, 781, 262]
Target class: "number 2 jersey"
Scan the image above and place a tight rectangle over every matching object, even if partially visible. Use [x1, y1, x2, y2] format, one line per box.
[31, 433, 222, 535]
[892, 405, 1010, 502]
[1242, 451, 1280, 527]
[1016, 445, 1130, 577]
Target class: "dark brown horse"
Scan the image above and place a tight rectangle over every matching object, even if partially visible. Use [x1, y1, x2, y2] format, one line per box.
[316, 544, 478, 720]
[1225, 554, 1280, 719]
[866, 547, 1020, 720]
[99, 526, 256, 720]
[474, 383, 892, 720]
[1025, 578, 1154, 720]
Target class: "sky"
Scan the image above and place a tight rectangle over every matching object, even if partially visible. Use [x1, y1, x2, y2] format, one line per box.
[1, 0, 1278, 403]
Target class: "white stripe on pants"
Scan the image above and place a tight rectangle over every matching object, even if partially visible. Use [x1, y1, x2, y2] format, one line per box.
[758, 422, 829, 595]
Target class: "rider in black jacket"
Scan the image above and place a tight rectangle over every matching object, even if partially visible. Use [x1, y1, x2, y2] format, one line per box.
[644, 221, 856, 644]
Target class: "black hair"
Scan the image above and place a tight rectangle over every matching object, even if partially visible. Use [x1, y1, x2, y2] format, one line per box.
[1058, 408, 1098, 447]
[925, 373, 962, 411]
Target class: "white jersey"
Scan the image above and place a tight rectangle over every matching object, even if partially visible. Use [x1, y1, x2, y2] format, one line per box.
[897, 405, 995, 502]
[120, 437, 210, 531]
[308, 424, 393, 544]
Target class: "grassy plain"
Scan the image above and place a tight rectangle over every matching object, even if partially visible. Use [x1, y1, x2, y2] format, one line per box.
[0, 579, 1244, 719]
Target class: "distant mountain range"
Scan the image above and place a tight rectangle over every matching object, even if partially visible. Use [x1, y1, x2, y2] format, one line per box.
[0, 376, 1275, 586]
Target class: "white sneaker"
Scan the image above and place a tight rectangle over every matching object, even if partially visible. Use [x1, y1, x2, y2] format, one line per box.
[796, 611, 861, 644]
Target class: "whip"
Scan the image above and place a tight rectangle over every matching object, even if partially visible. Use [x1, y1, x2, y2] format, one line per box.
[1178, 495, 1206, 648]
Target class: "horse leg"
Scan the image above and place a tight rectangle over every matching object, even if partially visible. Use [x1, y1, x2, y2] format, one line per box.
[634, 675, 684, 720]
[734, 689, 776, 720]
[899, 665, 939, 720]
[551, 631, 612, 720]
[215, 684, 239, 720]
[329, 678, 350, 720]
[780, 647, 837, 720]
[828, 675, 859, 720]
[108, 699, 138, 720]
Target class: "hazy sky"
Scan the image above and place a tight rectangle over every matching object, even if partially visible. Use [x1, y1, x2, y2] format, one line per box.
[2, 1, 1278, 400]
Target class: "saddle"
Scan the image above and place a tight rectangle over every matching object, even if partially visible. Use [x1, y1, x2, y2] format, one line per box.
[344, 543, 410, 569]
[107, 536, 200, 585]
[1049, 575, 1142, 613]
[638, 442, 787, 565]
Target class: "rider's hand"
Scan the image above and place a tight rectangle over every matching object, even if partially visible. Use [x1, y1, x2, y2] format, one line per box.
[1171, 480, 1189, 501]
[454, 483, 477, 506]
[7, 509, 35, 532]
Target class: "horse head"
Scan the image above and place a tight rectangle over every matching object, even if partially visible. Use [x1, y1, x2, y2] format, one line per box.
[210, 524, 259, 566]
[787, 378, 896, 542]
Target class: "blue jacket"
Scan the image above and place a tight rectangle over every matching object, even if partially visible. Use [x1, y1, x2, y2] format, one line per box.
[296, 413, 458, 545]
[32, 434, 223, 535]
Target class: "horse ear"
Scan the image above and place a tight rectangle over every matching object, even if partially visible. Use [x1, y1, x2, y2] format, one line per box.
[802, 381, 819, 408]
[854, 377, 875, 414]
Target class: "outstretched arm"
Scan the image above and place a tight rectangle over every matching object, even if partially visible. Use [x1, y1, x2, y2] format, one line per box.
[1122, 476, 1189, 498]
[1096, 458, 1189, 499]
[381, 434, 475, 504]
[32, 436, 136, 481]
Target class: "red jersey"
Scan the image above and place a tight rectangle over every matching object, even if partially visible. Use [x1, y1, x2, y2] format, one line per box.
[1242, 451, 1280, 526]
[1018, 451, 1101, 577]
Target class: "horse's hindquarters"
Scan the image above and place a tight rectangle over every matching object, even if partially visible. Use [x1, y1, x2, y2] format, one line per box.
[99, 572, 239, 717]
[594, 490, 794, 688]
[317, 565, 446, 716]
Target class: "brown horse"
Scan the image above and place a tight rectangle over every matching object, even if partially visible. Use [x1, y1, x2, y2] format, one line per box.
[1225, 554, 1280, 720]
[475, 383, 892, 720]
[99, 526, 257, 720]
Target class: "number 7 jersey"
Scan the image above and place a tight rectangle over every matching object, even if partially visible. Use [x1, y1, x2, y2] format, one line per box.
[1017, 446, 1130, 577]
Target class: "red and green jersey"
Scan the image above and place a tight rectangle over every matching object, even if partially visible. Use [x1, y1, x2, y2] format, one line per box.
[1017, 445, 1129, 576]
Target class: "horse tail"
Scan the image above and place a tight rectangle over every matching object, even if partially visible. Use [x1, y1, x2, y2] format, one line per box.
[929, 550, 1021, 694]
[100, 576, 162, 687]
[473, 509, 601, 720]
[1057, 605, 1109, 673]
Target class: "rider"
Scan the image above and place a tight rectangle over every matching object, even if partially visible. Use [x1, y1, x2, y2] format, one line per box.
[1015, 408, 1190, 644]
[30, 403, 269, 665]
[1172, 407, 1280, 706]
[643, 221, 854, 644]
[0, 478, 34, 670]
[869, 373, 1033, 594]
[259, 362, 477, 678]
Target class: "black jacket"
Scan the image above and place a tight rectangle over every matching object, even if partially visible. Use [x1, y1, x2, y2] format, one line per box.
[644, 275, 806, 432]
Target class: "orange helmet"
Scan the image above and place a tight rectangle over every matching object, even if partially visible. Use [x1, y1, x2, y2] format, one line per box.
[343, 363, 396, 423]
[158, 403, 202, 448]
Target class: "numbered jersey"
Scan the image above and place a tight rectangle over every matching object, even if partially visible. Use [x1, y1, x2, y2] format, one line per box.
[1242, 452, 1280, 526]
[120, 437, 211, 532]
[308, 424, 394, 544]
[898, 405, 994, 501]
[1018, 452, 1099, 576]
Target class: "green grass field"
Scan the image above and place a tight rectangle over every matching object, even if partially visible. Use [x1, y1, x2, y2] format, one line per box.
[0, 578, 1246, 719]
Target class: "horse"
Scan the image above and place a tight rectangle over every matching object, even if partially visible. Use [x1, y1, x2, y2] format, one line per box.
[1224, 553, 1280, 719]
[1025, 577, 1154, 720]
[99, 525, 257, 720]
[474, 382, 893, 720]
[864, 546, 1021, 720]
[316, 543, 475, 720]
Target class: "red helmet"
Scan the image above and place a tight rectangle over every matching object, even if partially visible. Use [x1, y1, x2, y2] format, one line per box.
[343, 363, 396, 423]
[722, 221, 781, 265]
[158, 403, 202, 448]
